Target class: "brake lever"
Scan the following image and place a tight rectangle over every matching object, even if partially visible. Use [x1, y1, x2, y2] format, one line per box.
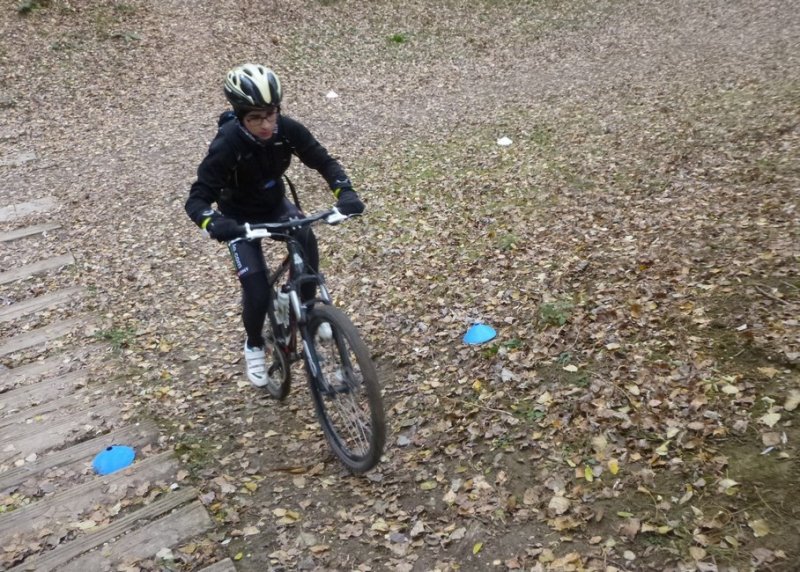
[326, 208, 349, 225]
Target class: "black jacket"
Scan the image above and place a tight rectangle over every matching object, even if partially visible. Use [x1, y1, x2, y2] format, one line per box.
[185, 114, 351, 224]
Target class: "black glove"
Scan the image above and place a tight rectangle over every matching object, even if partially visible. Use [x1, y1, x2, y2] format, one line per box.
[335, 188, 365, 216]
[202, 213, 243, 242]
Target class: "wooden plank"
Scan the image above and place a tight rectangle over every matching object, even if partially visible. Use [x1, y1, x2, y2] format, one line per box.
[0, 401, 121, 464]
[61, 501, 213, 572]
[0, 151, 36, 169]
[0, 316, 93, 358]
[0, 254, 74, 285]
[0, 223, 61, 243]
[197, 558, 238, 572]
[0, 420, 161, 491]
[0, 197, 56, 222]
[0, 369, 87, 413]
[0, 344, 106, 391]
[8, 486, 199, 572]
[57, 501, 213, 572]
[0, 353, 76, 390]
[0, 287, 84, 323]
[0, 399, 115, 444]
[0, 450, 179, 543]
[0, 391, 86, 430]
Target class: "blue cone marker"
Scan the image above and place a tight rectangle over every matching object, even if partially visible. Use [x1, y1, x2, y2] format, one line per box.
[92, 445, 136, 475]
[463, 323, 497, 345]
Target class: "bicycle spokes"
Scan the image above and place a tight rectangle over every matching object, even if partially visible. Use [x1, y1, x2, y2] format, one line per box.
[304, 307, 385, 472]
[316, 337, 372, 450]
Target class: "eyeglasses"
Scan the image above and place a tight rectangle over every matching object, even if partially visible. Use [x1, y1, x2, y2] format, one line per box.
[244, 108, 280, 125]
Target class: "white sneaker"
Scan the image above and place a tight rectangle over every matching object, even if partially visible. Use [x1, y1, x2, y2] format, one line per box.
[317, 322, 333, 341]
[244, 342, 268, 387]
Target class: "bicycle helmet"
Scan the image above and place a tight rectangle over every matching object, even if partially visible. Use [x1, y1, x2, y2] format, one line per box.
[224, 63, 282, 114]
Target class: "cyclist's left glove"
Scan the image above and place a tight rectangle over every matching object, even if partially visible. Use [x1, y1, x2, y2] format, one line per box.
[334, 188, 365, 216]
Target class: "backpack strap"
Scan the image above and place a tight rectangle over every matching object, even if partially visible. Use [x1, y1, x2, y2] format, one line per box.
[277, 126, 302, 210]
[284, 174, 302, 210]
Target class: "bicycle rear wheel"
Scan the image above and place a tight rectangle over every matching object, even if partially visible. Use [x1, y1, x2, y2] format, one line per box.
[304, 305, 385, 473]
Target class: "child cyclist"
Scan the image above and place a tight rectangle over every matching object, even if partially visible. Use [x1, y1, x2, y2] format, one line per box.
[185, 63, 365, 387]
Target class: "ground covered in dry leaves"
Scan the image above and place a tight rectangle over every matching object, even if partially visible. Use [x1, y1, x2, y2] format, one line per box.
[1, 0, 798, 570]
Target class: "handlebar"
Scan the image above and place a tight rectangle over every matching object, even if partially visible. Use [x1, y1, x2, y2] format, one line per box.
[232, 208, 352, 242]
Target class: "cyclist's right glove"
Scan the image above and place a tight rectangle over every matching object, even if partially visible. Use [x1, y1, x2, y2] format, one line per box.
[201, 212, 242, 242]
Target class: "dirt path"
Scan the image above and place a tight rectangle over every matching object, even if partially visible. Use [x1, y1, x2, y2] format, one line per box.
[2, 0, 798, 570]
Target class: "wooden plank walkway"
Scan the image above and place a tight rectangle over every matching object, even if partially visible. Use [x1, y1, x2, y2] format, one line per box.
[0, 286, 84, 323]
[0, 197, 56, 222]
[0, 368, 88, 411]
[0, 203, 233, 571]
[0, 253, 75, 285]
[0, 222, 61, 243]
[0, 345, 103, 392]
[0, 314, 94, 357]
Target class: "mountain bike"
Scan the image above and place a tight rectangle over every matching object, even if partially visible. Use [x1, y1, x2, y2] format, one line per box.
[230, 208, 385, 473]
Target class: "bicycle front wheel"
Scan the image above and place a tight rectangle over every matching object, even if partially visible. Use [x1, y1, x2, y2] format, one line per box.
[262, 333, 291, 400]
[304, 305, 386, 473]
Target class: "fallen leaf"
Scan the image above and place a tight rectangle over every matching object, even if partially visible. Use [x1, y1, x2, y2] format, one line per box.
[785, 390, 800, 411]
[409, 520, 425, 538]
[655, 440, 671, 456]
[689, 546, 707, 560]
[749, 519, 770, 537]
[758, 367, 780, 379]
[548, 495, 570, 515]
[762, 432, 781, 447]
[620, 518, 640, 539]
[718, 478, 739, 494]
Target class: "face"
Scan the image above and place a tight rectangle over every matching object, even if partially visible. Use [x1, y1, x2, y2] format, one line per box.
[243, 107, 279, 139]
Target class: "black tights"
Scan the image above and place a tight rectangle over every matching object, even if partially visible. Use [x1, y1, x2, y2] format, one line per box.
[240, 272, 271, 349]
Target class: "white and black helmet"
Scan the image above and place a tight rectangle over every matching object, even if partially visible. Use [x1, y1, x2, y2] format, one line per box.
[224, 63, 282, 113]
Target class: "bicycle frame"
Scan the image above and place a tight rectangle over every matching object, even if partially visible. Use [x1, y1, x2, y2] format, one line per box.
[232, 208, 347, 358]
